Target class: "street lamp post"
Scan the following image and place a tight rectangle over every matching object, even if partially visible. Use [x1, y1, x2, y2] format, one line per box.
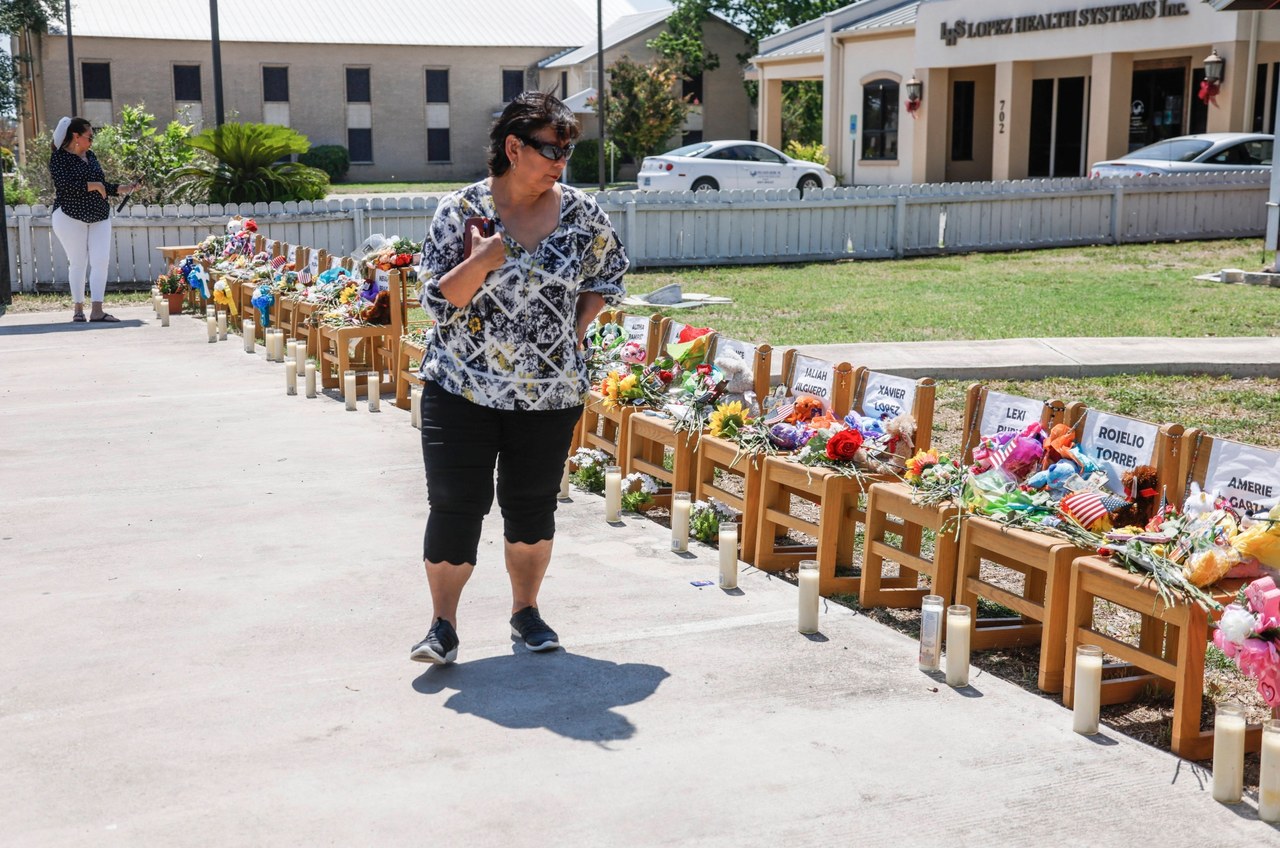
[64, 0, 76, 115]
[210, 0, 225, 127]
[596, 0, 605, 191]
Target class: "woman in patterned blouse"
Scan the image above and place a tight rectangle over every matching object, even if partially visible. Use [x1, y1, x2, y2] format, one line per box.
[410, 92, 628, 665]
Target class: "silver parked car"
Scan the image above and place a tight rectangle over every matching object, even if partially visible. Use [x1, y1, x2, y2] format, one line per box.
[637, 140, 837, 194]
[1090, 132, 1273, 178]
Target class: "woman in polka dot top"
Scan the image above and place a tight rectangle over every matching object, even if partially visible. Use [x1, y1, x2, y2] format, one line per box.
[48, 116, 137, 322]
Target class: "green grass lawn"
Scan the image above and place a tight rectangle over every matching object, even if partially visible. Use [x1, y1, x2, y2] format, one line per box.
[627, 238, 1280, 343]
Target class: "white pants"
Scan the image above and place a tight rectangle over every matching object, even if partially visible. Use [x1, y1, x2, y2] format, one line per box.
[51, 208, 112, 304]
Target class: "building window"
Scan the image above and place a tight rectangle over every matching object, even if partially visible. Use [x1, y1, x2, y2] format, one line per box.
[426, 69, 449, 103]
[263, 66, 289, 102]
[82, 62, 111, 100]
[346, 67, 370, 103]
[427, 128, 450, 162]
[173, 65, 201, 102]
[502, 69, 524, 102]
[348, 128, 372, 163]
[951, 80, 974, 161]
[684, 72, 703, 105]
[861, 79, 899, 161]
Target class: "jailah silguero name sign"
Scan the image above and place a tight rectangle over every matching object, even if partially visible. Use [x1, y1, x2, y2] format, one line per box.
[941, 1, 1190, 46]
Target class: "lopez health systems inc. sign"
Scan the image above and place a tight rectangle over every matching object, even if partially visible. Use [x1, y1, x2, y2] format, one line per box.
[940, 1, 1190, 46]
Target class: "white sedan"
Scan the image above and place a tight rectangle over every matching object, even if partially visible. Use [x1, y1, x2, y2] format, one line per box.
[637, 140, 837, 194]
[1090, 132, 1273, 178]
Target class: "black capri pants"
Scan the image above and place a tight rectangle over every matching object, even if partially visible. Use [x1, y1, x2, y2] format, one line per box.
[421, 380, 583, 565]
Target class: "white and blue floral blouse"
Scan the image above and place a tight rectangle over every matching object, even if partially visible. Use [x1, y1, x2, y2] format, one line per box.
[419, 181, 628, 411]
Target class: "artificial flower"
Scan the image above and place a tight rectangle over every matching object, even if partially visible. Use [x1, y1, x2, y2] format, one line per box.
[825, 428, 863, 462]
[708, 400, 750, 439]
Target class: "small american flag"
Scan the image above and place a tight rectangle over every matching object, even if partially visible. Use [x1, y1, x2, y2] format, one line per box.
[973, 437, 1014, 470]
[297, 269, 312, 287]
[763, 399, 795, 426]
[1060, 491, 1112, 528]
[271, 255, 287, 271]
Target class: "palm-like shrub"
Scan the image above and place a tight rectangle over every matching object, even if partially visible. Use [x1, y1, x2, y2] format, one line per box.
[168, 122, 330, 204]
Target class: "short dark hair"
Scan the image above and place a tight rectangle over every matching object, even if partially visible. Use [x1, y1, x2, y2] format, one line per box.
[57, 117, 93, 151]
[487, 91, 580, 177]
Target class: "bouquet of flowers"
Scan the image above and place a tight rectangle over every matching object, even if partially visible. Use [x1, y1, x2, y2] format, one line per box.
[666, 363, 729, 439]
[903, 448, 966, 508]
[596, 358, 675, 410]
[621, 473, 659, 513]
[193, 234, 227, 262]
[1212, 575, 1280, 707]
[569, 448, 611, 493]
[665, 325, 714, 371]
[690, 498, 737, 544]
[155, 265, 188, 295]
[359, 235, 421, 278]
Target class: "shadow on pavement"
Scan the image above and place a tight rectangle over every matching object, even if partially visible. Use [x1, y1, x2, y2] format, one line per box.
[412, 648, 670, 743]
[0, 318, 145, 335]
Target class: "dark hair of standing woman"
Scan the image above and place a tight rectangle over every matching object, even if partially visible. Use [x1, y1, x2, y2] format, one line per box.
[487, 91, 580, 177]
[56, 117, 93, 151]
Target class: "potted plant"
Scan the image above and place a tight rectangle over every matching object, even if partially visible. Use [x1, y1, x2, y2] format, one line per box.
[156, 266, 190, 314]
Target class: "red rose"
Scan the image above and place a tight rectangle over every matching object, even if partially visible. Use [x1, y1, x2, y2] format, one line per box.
[659, 369, 674, 383]
[697, 363, 712, 376]
[825, 429, 863, 462]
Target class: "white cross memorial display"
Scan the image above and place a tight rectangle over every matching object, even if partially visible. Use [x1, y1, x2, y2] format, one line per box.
[1079, 410, 1160, 495]
[789, 354, 835, 406]
[1204, 440, 1280, 515]
[980, 391, 1044, 438]
[860, 370, 916, 420]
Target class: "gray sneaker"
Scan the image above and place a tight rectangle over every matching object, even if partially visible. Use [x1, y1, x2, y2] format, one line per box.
[510, 606, 560, 652]
[410, 617, 459, 664]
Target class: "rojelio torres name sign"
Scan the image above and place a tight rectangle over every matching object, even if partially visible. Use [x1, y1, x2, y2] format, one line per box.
[940, 1, 1189, 46]
[1079, 410, 1160, 495]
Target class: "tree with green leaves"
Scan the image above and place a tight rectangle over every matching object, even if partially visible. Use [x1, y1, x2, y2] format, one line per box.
[168, 123, 330, 204]
[659, 0, 847, 69]
[603, 57, 690, 164]
[0, 0, 61, 115]
[647, 0, 720, 79]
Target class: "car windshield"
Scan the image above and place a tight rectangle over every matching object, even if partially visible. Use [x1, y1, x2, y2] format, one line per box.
[664, 143, 713, 158]
[1121, 139, 1214, 162]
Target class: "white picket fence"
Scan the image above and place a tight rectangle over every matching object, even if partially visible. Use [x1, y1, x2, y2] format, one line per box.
[5, 170, 1269, 290]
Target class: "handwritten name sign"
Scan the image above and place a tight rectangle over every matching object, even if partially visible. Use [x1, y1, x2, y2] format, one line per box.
[716, 336, 757, 367]
[666, 321, 688, 347]
[287, 245, 298, 264]
[329, 255, 343, 270]
[1204, 440, 1280, 515]
[375, 269, 391, 291]
[789, 355, 835, 403]
[980, 391, 1043, 438]
[860, 371, 916, 420]
[307, 252, 321, 274]
[622, 316, 649, 343]
[1080, 411, 1159, 494]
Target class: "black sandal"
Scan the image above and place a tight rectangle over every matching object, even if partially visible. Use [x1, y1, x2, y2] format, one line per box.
[72, 313, 87, 322]
[89, 313, 120, 323]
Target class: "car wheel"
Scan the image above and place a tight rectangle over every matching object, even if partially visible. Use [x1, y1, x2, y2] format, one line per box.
[691, 177, 718, 192]
[797, 175, 822, 195]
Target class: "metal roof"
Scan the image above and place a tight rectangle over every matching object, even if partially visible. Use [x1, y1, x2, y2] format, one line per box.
[541, 8, 673, 67]
[756, 31, 826, 60]
[50, 0, 670, 48]
[836, 1, 918, 34]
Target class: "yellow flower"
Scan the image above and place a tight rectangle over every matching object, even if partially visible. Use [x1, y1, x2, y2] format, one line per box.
[708, 401, 749, 438]
[618, 374, 638, 395]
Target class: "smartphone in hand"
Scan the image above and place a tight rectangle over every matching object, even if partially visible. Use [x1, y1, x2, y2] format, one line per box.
[462, 216, 496, 259]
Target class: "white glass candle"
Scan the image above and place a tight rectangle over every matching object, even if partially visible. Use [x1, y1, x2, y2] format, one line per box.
[216, 311, 228, 340]
[294, 339, 307, 372]
[206, 305, 215, 319]
[604, 465, 622, 523]
[344, 370, 357, 411]
[158, 298, 170, 327]
[1072, 645, 1103, 735]
[718, 523, 738, 590]
[285, 339, 297, 366]
[558, 458, 572, 500]
[797, 559, 820, 634]
[243, 319, 255, 353]
[1212, 701, 1246, 804]
[410, 384, 422, 428]
[285, 359, 297, 395]
[151, 288, 160, 314]
[263, 328, 273, 359]
[271, 330, 283, 361]
[304, 361, 317, 398]
[366, 372, 380, 412]
[1260, 719, 1280, 822]
[206, 315, 217, 343]
[945, 605, 971, 687]
[671, 491, 691, 553]
[918, 594, 943, 672]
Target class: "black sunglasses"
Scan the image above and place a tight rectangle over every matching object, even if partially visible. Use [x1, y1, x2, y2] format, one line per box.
[516, 134, 575, 162]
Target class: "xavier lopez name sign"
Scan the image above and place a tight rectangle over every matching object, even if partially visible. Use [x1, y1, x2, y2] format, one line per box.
[940, 1, 1189, 46]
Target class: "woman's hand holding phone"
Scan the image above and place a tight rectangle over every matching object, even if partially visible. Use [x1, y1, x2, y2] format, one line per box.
[463, 216, 504, 272]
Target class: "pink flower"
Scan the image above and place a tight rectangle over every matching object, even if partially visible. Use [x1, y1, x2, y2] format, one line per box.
[1236, 638, 1278, 678]
[1212, 627, 1239, 658]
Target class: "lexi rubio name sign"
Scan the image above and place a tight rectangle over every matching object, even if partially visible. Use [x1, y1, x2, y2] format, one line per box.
[940, 1, 1190, 46]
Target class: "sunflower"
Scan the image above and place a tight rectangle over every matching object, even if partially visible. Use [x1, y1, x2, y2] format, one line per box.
[708, 400, 750, 439]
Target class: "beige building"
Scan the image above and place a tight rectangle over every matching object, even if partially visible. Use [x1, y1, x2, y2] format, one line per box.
[754, 0, 1280, 185]
[20, 0, 752, 183]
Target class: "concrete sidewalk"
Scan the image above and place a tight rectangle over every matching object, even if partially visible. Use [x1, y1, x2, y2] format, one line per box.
[1, 307, 1275, 846]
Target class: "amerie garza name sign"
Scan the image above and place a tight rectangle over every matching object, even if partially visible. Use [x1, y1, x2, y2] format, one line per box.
[940, 1, 1189, 46]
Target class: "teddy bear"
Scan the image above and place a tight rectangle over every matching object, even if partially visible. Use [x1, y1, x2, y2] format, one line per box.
[1109, 465, 1160, 529]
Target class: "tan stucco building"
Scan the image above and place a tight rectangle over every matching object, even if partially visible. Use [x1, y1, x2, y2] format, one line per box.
[19, 0, 752, 183]
[754, 0, 1280, 185]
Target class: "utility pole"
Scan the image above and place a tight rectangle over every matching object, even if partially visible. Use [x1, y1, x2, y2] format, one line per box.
[210, 0, 225, 126]
[596, 0, 605, 191]
[0, 171, 10, 307]
[64, 0, 76, 115]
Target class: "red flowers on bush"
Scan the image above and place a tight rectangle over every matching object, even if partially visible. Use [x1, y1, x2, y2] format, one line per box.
[825, 429, 864, 461]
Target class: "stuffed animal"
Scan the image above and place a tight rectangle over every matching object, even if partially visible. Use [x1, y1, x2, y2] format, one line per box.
[1109, 465, 1161, 528]
[788, 395, 826, 424]
[713, 346, 754, 396]
[1024, 459, 1077, 498]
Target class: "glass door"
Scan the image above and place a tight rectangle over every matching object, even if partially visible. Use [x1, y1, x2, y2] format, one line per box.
[1129, 66, 1187, 151]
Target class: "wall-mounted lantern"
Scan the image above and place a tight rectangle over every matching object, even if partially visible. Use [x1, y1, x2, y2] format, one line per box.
[905, 74, 923, 118]
[1199, 48, 1224, 107]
